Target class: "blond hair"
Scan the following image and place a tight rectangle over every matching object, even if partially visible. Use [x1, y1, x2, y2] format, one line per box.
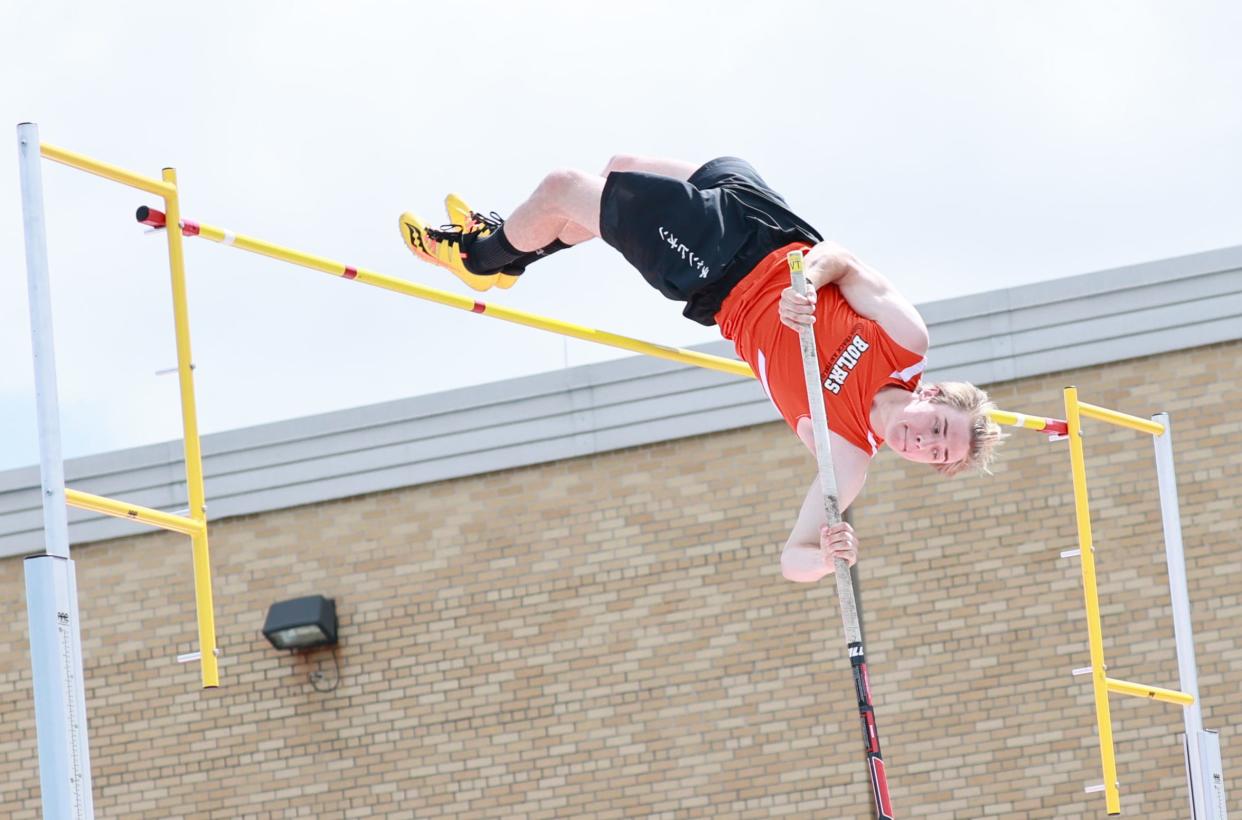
[926, 381, 1005, 477]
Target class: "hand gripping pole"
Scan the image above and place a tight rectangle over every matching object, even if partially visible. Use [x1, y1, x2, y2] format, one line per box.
[788, 250, 894, 819]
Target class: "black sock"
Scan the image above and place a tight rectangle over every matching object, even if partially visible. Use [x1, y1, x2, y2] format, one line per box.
[509, 239, 572, 273]
[464, 225, 526, 274]
[467, 232, 574, 276]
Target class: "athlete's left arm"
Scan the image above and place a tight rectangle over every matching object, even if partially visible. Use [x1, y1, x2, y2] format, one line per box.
[801, 241, 930, 355]
[780, 429, 870, 583]
[780, 474, 863, 583]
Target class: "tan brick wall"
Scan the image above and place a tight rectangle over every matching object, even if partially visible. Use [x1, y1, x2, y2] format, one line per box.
[2, 340, 1238, 819]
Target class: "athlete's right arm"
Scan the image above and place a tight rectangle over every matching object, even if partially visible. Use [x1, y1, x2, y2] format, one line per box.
[786, 241, 930, 355]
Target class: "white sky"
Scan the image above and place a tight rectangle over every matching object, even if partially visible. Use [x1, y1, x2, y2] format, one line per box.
[2, 1, 1239, 472]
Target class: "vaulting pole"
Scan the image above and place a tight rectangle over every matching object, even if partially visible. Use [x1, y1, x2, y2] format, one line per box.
[788, 249, 893, 819]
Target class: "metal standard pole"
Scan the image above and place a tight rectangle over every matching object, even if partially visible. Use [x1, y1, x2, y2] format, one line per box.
[1152, 413, 1228, 819]
[788, 251, 893, 819]
[19, 121, 95, 818]
[18, 124, 69, 560]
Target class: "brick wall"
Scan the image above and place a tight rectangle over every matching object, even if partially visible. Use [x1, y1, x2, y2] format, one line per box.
[2, 340, 1238, 818]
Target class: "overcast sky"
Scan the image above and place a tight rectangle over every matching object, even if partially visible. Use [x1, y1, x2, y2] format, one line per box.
[2, 1, 1239, 472]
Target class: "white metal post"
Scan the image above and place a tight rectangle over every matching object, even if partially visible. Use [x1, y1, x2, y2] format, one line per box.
[1152, 413, 1227, 819]
[18, 123, 70, 560]
[19, 121, 95, 819]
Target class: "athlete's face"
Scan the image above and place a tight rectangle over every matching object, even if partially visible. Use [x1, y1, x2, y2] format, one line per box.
[884, 388, 972, 467]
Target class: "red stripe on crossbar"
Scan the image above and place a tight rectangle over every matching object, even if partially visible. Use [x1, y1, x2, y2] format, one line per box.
[343, 267, 358, 280]
[471, 301, 486, 314]
[181, 220, 200, 237]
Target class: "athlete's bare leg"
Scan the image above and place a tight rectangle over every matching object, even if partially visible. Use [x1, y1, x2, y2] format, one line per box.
[503, 155, 700, 250]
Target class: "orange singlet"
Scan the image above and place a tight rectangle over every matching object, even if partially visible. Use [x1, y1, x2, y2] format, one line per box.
[715, 243, 927, 456]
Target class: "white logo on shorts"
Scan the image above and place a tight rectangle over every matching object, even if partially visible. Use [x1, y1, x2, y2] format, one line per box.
[657, 226, 711, 279]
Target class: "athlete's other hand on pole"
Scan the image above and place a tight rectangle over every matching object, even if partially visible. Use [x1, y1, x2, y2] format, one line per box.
[779, 285, 816, 331]
[821, 521, 858, 568]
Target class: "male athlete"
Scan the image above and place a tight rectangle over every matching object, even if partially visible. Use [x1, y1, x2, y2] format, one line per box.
[400, 156, 1003, 582]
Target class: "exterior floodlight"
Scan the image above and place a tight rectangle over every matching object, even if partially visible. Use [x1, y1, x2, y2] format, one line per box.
[262, 595, 337, 650]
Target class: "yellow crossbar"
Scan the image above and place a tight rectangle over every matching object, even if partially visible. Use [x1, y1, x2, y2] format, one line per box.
[179, 218, 756, 378]
[150, 212, 1186, 452]
[1105, 677, 1194, 706]
[65, 488, 204, 537]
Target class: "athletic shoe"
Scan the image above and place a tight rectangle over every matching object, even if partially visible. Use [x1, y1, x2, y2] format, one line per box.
[444, 194, 520, 289]
[398, 211, 500, 292]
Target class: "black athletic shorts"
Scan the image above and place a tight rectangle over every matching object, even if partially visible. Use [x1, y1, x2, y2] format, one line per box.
[599, 156, 823, 325]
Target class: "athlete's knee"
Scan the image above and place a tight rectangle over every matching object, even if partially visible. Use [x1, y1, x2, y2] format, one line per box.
[532, 168, 590, 210]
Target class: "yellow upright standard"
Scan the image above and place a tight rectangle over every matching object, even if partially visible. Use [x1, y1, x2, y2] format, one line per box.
[1064, 386, 1121, 814]
[40, 144, 219, 688]
[160, 166, 218, 688]
[1062, 387, 1198, 814]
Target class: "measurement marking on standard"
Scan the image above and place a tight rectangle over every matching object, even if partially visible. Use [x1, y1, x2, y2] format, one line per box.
[57, 611, 88, 819]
